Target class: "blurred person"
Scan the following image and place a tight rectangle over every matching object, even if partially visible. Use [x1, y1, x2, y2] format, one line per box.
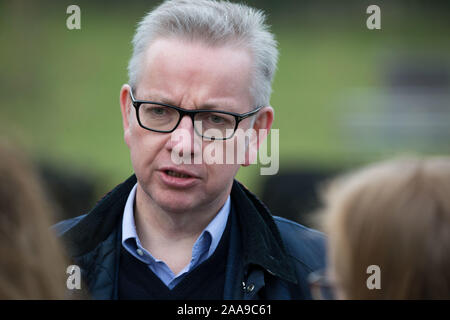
[0, 141, 69, 299]
[316, 157, 450, 299]
[54, 0, 325, 299]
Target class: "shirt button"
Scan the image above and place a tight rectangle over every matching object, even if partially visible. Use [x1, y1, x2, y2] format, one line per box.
[136, 248, 144, 256]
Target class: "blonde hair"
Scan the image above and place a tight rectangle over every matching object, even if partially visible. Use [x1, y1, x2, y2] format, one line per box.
[0, 141, 68, 299]
[322, 157, 450, 299]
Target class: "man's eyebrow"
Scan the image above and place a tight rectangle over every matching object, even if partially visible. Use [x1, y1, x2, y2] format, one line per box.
[139, 94, 176, 106]
[200, 100, 245, 112]
[158, 97, 177, 106]
[140, 94, 238, 111]
[197, 103, 233, 111]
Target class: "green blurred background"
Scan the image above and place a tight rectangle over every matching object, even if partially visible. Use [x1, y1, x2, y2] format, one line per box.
[1, 0, 449, 223]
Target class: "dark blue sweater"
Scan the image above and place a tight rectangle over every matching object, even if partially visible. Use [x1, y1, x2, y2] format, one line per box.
[118, 212, 231, 300]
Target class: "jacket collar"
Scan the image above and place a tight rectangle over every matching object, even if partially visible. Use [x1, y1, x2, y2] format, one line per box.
[61, 175, 137, 257]
[61, 175, 297, 284]
[230, 180, 297, 284]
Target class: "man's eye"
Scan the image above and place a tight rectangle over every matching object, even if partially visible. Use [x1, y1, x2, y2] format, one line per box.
[209, 115, 225, 124]
[151, 107, 166, 116]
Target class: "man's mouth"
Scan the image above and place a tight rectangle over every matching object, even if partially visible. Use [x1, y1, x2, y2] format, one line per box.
[159, 168, 200, 188]
[165, 170, 192, 178]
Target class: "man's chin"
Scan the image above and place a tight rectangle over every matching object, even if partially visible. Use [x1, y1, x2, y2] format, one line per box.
[139, 181, 209, 214]
[157, 200, 197, 214]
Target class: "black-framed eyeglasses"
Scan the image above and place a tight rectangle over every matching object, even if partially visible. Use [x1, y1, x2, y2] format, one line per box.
[129, 88, 262, 140]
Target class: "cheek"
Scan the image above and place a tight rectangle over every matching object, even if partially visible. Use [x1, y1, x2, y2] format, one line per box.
[204, 163, 240, 188]
[222, 135, 253, 165]
[127, 128, 166, 172]
[206, 139, 249, 164]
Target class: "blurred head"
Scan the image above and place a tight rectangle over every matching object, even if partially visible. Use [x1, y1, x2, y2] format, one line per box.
[0, 141, 68, 299]
[120, 0, 275, 214]
[322, 157, 450, 299]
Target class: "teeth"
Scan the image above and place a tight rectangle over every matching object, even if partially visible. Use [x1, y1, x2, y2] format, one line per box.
[166, 170, 190, 178]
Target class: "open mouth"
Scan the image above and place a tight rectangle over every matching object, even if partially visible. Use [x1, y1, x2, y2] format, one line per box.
[165, 170, 192, 179]
[159, 168, 199, 188]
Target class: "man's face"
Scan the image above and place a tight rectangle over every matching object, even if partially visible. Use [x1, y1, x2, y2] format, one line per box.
[120, 38, 272, 214]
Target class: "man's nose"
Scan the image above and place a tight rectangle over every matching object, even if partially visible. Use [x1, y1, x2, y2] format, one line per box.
[166, 115, 202, 160]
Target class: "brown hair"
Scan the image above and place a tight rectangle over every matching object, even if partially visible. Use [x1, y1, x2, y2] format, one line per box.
[322, 157, 450, 299]
[0, 141, 69, 299]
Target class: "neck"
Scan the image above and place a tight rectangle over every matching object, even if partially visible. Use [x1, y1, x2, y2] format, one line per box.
[133, 184, 230, 271]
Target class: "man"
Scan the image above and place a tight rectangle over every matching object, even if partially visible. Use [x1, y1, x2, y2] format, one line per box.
[55, 0, 325, 299]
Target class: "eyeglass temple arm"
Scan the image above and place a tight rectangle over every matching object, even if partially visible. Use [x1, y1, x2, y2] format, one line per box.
[129, 87, 136, 103]
[238, 106, 263, 120]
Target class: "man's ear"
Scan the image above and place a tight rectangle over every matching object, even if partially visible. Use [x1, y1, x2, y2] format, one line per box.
[120, 84, 132, 147]
[242, 106, 274, 167]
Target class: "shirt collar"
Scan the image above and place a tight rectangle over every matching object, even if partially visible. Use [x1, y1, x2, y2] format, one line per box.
[121, 183, 231, 259]
[121, 183, 138, 245]
[204, 195, 231, 257]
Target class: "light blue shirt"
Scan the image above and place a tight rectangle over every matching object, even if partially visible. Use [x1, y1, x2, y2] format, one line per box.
[122, 183, 231, 289]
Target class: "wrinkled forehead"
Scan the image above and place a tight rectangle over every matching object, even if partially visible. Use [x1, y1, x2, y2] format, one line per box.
[135, 37, 255, 111]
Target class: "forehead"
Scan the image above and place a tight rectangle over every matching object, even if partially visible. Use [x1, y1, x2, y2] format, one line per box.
[137, 38, 254, 110]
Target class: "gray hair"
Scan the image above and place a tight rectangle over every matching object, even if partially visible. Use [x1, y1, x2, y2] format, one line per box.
[128, 0, 278, 107]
